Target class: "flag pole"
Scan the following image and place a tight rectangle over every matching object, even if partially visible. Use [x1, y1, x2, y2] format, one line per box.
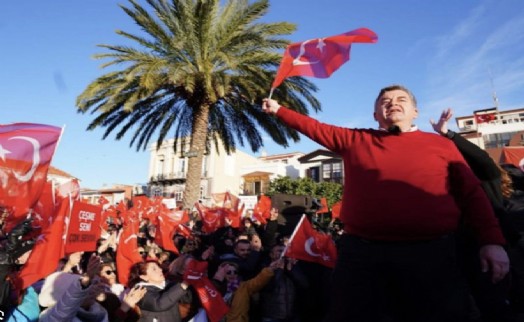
[268, 88, 275, 100]
[280, 213, 306, 260]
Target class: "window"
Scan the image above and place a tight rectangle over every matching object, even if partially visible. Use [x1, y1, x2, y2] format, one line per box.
[323, 164, 332, 179]
[332, 162, 342, 178]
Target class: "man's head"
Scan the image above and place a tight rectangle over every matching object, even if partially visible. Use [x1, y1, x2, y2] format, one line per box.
[374, 85, 418, 131]
[269, 243, 286, 261]
[234, 239, 251, 259]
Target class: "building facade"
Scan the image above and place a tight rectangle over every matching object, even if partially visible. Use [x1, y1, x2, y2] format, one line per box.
[148, 138, 260, 206]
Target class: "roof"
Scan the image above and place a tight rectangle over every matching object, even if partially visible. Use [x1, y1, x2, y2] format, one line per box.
[298, 149, 341, 163]
[48, 166, 77, 179]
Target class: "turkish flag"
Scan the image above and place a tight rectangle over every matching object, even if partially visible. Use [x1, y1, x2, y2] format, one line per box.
[98, 195, 110, 206]
[116, 219, 143, 286]
[502, 147, 524, 171]
[64, 201, 102, 254]
[272, 28, 378, 88]
[475, 113, 496, 124]
[18, 197, 70, 289]
[285, 215, 337, 268]
[316, 197, 329, 214]
[0, 123, 62, 232]
[154, 214, 179, 255]
[165, 208, 190, 225]
[331, 201, 342, 219]
[194, 202, 225, 234]
[184, 260, 229, 322]
[252, 194, 271, 224]
[101, 205, 119, 230]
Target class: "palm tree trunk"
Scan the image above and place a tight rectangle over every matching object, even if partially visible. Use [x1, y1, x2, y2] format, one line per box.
[182, 104, 210, 210]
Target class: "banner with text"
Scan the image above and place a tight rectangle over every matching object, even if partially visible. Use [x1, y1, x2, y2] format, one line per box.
[65, 201, 102, 254]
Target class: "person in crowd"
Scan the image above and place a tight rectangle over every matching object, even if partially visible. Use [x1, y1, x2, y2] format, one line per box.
[262, 85, 509, 322]
[99, 261, 125, 300]
[219, 239, 261, 281]
[96, 283, 147, 322]
[431, 108, 524, 321]
[39, 254, 108, 322]
[128, 260, 192, 322]
[212, 259, 280, 322]
[259, 244, 309, 322]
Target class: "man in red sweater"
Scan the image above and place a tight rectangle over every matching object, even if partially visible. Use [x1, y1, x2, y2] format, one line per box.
[262, 85, 509, 322]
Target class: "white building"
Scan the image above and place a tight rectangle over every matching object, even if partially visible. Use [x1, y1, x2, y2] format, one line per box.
[455, 107, 524, 149]
[239, 151, 305, 195]
[148, 138, 259, 206]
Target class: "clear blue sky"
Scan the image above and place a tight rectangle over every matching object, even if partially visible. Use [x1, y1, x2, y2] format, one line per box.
[1, 0, 523, 188]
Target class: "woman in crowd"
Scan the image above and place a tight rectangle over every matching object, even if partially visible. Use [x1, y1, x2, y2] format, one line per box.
[128, 260, 192, 322]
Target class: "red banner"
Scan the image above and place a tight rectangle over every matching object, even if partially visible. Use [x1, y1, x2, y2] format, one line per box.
[64, 201, 102, 254]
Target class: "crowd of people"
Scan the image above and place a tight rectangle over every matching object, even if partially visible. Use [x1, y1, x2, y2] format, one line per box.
[1, 203, 335, 322]
[0, 84, 524, 321]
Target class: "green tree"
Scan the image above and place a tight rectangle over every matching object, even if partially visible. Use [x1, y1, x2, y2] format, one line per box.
[76, 0, 320, 208]
[268, 176, 342, 208]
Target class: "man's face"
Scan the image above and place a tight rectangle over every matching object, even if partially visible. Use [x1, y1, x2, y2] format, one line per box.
[270, 245, 285, 261]
[234, 242, 251, 259]
[374, 89, 418, 129]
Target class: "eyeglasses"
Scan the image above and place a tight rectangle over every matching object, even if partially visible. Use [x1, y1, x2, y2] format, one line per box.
[104, 270, 115, 275]
[226, 270, 237, 275]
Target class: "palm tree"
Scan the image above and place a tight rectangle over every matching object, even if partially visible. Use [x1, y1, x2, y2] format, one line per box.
[76, 0, 321, 209]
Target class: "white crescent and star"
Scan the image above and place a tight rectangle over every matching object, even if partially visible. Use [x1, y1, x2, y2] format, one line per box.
[293, 38, 326, 66]
[0, 136, 41, 182]
[304, 237, 321, 257]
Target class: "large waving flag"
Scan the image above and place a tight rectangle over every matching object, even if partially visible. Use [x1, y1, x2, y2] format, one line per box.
[272, 28, 378, 89]
[285, 215, 337, 268]
[0, 123, 62, 232]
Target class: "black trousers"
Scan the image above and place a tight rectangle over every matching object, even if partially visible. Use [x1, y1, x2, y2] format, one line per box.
[324, 234, 469, 322]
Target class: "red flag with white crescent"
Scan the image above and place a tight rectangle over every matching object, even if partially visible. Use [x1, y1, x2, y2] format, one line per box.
[285, 215, 337, 268]
[194, 202, 225, 234]
[0, 123, 62, 233]
[272, 28, 378, 88]
[184, 260, 229, 322]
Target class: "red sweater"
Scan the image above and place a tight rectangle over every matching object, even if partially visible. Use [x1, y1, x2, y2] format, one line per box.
[276, 107, 505, 245]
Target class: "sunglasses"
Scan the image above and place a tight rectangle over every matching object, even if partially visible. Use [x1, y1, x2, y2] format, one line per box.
[226, 270, 237, 275]
[104, 270, 115, 275]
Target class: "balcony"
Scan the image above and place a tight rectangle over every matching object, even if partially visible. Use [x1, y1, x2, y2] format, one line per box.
[149, 172, 187, 184]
